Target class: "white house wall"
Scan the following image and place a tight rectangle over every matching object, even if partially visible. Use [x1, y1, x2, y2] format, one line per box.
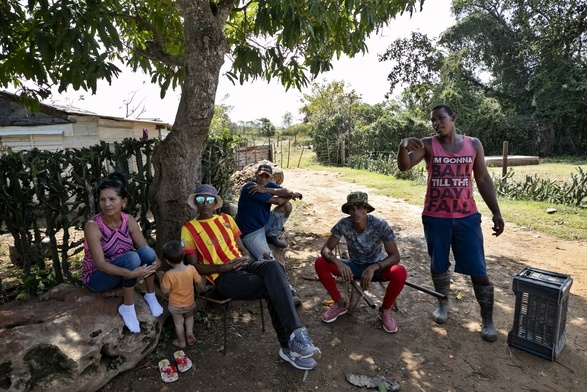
[0, 124, 73, 152]
[64, 116, 99, 149]
[1, 112, 170, 153]
[97, 117, 134, 143]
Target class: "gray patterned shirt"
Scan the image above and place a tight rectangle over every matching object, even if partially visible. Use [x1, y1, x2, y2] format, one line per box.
[331, 215, 396, 265]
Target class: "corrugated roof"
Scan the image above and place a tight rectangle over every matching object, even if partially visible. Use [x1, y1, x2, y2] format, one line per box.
[0, 91, 171, 128]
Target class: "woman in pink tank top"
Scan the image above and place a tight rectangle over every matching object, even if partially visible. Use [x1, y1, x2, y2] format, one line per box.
[82, 172, 163, 333]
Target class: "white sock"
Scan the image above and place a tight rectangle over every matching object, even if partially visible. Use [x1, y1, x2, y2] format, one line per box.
[118, 304, 140, 333]
[144, 292, 163, 317]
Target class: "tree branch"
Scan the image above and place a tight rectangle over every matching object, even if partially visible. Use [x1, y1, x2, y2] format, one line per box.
[108, 10, 183, 67]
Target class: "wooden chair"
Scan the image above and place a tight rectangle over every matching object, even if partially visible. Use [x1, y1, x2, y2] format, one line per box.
[197, 287, 266, 355]
[334, 240, 397, 314]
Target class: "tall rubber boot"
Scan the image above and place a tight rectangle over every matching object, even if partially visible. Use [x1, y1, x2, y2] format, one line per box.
[431, 272, 451, 324]
[473, 284, 498, 342]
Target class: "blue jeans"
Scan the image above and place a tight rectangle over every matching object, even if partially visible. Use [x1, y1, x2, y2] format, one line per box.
[242, 227, 271, 260]
[266, 210, 286, 237]
[339, 259, 386, 281]
[241, 210, 286, 259]
[87, 246, 156, 292]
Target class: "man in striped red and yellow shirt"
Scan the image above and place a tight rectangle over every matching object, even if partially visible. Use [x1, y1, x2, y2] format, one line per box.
[181, 184, 321, 371]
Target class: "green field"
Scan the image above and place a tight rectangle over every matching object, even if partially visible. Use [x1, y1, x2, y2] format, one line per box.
[297, 150, 587, 241]
[487, 157, 587, 184]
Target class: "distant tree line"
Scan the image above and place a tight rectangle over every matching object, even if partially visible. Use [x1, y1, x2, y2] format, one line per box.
[294, 1, 586, 167]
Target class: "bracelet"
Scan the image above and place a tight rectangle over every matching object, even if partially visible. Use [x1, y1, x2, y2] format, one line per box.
[376, 262, 383, 271]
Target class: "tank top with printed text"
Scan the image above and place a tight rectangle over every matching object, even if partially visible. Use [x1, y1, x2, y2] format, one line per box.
[423, 136, 478, 219]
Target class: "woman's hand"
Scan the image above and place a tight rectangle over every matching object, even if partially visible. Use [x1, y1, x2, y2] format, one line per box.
[132, 264, 157, 279]
[151, 258, 162, 271]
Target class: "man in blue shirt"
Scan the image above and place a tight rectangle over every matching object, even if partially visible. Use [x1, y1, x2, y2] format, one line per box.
[238, 164, 302, 255]
[238, 163, 303, 305]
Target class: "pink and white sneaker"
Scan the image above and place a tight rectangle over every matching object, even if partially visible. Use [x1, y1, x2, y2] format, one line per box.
[378, 308, 398, 333]
[322, 302, 347, 323]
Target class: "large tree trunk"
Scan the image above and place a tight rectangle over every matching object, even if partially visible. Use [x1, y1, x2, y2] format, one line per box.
[150, 0, 232, 257]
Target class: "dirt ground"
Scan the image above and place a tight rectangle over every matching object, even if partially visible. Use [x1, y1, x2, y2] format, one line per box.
[5, 167, 586, 391]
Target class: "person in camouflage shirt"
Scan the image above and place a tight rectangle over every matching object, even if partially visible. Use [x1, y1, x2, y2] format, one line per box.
[315, 191, 407, 333]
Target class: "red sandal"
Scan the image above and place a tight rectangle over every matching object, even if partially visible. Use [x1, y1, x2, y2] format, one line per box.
[174, 350, 193, 373]
[158, 359, 179, 383]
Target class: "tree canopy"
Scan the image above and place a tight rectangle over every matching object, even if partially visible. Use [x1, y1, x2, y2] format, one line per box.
[1, 0, 425, 102]
[1, 0, 425, 252]
[380, 0, 587, 156]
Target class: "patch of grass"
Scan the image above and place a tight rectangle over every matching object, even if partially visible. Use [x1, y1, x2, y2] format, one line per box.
[488, 159, 587, 184]
[477, 199, 587, 241]
[298, 159, 587, 241]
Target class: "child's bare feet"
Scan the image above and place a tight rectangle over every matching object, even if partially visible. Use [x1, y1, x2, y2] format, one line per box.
[172, 339, 186, 349]
[187, 334, 196, 345]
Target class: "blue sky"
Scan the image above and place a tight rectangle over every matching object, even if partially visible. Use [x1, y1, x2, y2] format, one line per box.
[47, 1, 454, 126]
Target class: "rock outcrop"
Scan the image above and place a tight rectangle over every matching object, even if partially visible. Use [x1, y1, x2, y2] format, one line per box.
[0, 284, 165, 392]
[231, 160, 284, 192]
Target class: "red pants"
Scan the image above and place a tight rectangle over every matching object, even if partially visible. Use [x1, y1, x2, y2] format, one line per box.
[315, 257, 407, 309]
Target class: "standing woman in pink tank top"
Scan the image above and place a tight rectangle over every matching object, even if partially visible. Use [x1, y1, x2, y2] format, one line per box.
[397, 104, 505, 342]
[82, 172, 163, 333]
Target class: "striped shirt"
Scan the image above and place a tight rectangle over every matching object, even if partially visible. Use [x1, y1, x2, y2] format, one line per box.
[82, 213, 133, 285]
[181, 214, 242, 282]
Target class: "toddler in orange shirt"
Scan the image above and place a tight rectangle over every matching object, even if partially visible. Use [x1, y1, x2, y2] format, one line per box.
[161, 240, 206, 348]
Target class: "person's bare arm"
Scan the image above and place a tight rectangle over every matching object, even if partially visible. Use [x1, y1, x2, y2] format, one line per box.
[184, 237, 251, 276]
[195, 278, 207, 293]
[84, 220, 152, 279]
[265, 196, 292, 206]
[360, 239, 401, 290]
[472, 138, 505, 237]
[320, 235, 353, 282]
[248, 183, 302, 200]
[397, 137, 428, 171]
[127, 214, 161, 271]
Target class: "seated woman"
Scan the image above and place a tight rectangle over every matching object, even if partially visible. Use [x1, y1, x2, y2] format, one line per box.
[82, 172, 163, 333]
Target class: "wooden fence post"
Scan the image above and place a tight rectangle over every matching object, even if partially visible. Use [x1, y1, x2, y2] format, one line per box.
[502, 141, 509, 181]
[287, 139, 291, 168]
[297, 146, 304, 168]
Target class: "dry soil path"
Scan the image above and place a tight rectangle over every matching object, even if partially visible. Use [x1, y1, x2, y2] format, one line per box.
[102, 167, 587, 392]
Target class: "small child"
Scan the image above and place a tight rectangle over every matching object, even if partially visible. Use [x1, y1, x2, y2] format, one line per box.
[160, 240, 206, 348]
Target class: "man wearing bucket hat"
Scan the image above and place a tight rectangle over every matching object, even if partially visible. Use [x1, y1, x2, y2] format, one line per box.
[181, 184, 321, 370]
[315, 191, 407, 333]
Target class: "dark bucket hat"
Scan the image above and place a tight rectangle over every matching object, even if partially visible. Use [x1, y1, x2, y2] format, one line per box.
[341, 191, 375, 214]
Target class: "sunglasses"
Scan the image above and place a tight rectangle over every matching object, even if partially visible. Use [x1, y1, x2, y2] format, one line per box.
[195, 196, 216, 204]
